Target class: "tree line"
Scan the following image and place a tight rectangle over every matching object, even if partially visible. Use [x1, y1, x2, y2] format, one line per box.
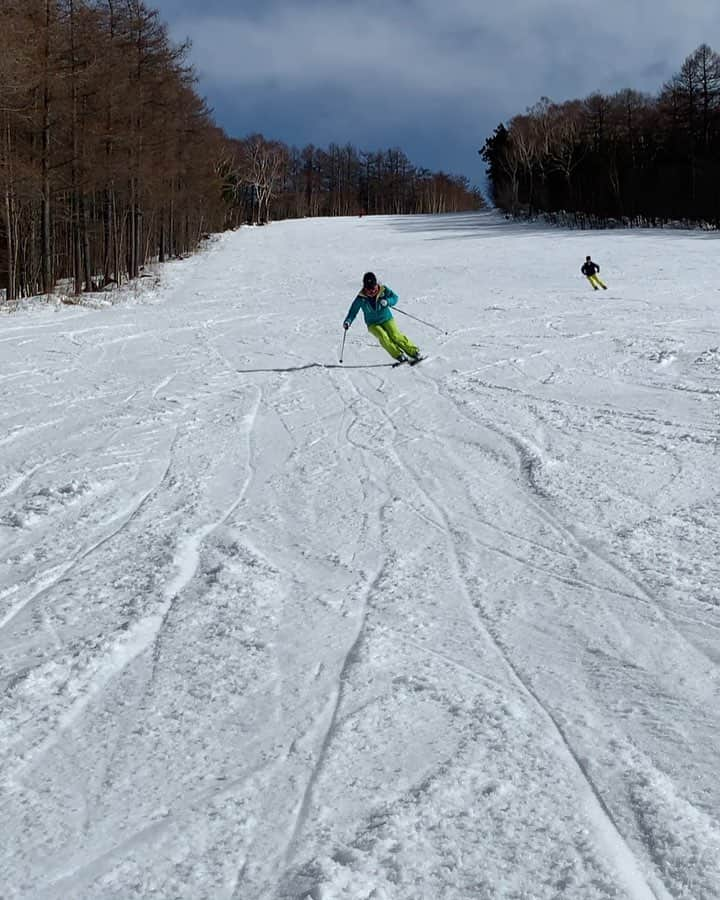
[480, 44, 720, 227]
[218, 138, 484, 228]
[1, 0, 228, 302]
[1, 0, 483, 302]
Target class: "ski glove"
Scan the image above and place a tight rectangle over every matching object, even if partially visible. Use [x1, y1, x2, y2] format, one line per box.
[343, 322, 350, 330]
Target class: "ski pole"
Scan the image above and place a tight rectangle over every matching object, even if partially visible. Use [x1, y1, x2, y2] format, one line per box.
[339, 327, 347, 363]
[395, 307, 447, 334]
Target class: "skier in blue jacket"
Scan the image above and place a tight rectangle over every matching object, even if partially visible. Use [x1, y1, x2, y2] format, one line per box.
[343, 272, 421, 362]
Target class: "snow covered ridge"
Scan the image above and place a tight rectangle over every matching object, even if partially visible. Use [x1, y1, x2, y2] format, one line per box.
[2, 211, 720, 899]
[508, 209, 720, 231]
[0, 278, 160, 314]
[0, 235, 225, 317]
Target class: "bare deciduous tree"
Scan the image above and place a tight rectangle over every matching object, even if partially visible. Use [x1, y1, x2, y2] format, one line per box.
[481, 44, 720, 226]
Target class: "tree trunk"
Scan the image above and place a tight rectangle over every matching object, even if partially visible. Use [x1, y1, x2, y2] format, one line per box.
[4, 188, 16, 303]
[41, 0, 53, 294]
[159, 210, 166, 262]
[80, 192, 92, 290]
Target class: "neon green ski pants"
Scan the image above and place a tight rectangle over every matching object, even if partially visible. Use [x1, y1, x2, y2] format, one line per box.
[367, 317, 419, 360]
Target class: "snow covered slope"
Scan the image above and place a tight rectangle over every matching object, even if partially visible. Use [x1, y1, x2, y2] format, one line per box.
[2, 212, 719, 899]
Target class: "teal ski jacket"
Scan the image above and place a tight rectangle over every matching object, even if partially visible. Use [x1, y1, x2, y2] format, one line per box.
[344, 285, 398, 328]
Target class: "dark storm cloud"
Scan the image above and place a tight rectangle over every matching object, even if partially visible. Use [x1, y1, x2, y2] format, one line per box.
[153, 0, 719, 185]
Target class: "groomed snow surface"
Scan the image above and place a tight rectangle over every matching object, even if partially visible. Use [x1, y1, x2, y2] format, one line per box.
[2, 212, 719, 900]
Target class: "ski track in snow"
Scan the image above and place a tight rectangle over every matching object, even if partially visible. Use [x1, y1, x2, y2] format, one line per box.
[359, 370, 664, 899]
[2, 214, 720, 900]
[0, 453, 176, 637]
[441, 385, 718, 673]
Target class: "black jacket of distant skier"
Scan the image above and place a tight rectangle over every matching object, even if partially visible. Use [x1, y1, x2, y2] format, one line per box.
[581, 260, 600, 277]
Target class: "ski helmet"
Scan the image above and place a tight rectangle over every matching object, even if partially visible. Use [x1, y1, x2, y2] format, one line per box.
[363, 272, 377, 290]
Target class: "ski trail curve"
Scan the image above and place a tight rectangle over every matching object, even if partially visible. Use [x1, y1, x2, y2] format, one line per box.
[8, 387, 262, 787]
[271, 374, 394, 895]
[0, 433, 178, 636]
[378, 370, 669, 900]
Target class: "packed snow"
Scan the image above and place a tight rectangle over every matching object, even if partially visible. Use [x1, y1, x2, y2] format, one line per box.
[1, 212, 720, 900]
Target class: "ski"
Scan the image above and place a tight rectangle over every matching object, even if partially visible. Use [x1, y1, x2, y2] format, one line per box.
[238, 361, 400, 374]
[392, 355, 426, 368]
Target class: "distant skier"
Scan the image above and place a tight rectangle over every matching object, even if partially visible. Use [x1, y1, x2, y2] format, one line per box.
[343, 272, 421, 363]
[581, 256, 607, 290]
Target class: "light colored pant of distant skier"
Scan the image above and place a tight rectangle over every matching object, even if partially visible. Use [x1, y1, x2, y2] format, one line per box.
[367, 318, 419, 360]
[587, 274, 607, 290]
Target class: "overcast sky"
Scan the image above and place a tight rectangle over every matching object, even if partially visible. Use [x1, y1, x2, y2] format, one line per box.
[153, 0, 717, 190]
